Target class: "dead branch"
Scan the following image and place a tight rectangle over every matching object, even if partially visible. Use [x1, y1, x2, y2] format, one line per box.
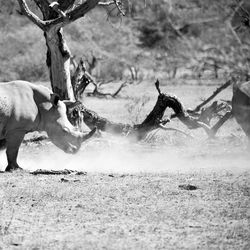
[17, 0, 46, 30]
[99, 1, 115, 6]
[71, 58, 92, 100]
[192, 78, 234, 112]
[49, 2, 67, 18]
[193, 100, 231, 125]
[45, 0, 101, 28]
[111, 81, 127, 97]
[71, 57, 127, 99]
[87, 81, 127, 98]
[113, 0, 126, 16]
[67, 80, 229, 140]
[18, 0, 125, 30]
[58, 0, 76, 11]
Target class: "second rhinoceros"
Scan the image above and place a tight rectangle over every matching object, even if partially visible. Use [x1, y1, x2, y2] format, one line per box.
[0, 80, 96, 172]
[232, 81, 250, 140]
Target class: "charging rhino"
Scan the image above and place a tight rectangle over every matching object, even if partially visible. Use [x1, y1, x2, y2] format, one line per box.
[232, 81, 250, 139]
[0, 80, 96, 172]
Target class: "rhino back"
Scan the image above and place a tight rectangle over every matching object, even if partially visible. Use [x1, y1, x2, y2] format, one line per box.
[234, 81, 250, 98]
[0, 81, 46, 136]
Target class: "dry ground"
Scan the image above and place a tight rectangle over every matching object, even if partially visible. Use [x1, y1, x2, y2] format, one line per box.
[0, 81, 250, 249]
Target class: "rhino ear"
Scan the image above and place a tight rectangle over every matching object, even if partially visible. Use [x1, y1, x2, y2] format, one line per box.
[50, 94, 60, 106]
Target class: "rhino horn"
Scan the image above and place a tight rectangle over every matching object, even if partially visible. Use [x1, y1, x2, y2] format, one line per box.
[80, 127, 96, 143]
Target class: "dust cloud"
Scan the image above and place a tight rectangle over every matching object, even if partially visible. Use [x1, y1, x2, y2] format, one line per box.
[1, 135, 248, 174]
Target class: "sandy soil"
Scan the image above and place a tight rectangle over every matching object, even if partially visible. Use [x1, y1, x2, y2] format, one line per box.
[0, 82, 250, 249]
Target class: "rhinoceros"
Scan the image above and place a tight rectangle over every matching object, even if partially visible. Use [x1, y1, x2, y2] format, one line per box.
[0, 80, 96, 172]
[232, 81, 250, 139]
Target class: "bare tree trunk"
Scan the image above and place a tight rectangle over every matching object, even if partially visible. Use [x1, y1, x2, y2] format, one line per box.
[17, 0, 107, 101]
[45, 27, 75, 100]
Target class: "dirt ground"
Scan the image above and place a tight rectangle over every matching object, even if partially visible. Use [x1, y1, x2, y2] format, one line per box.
[0, 81, 250, 249]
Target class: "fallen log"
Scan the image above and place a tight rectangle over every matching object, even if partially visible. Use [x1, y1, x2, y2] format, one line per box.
[67, 80, 230, 139]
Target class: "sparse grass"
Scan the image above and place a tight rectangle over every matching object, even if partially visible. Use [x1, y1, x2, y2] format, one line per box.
[125, 95, 151, 124]
[0, 171, 249, 249]
[0, 83, 250, 249]
[0, 208, 14, 237]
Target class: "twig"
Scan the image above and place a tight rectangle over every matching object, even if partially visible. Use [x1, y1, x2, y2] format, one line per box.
[87, 81, 127, 98]
[71, 57, 127, 99]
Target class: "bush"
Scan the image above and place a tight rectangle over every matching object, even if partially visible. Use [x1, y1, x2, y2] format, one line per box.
[0, 21, 48, 82]
[11, 54, 48, 82]
[97, 59, 125, 81]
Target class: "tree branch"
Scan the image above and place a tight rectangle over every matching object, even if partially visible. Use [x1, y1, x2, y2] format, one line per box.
[34, 0, 51, 15]
[17, 0, 46, 30]
[99, 1, 115, 6]
[44, 0, 101, 28]
[44, 0, 126, 29]
[192, 78, 234, 112]
[87, 81, 127, 98]
[113, 0, 126, 16]
[58, 0, 76, 11]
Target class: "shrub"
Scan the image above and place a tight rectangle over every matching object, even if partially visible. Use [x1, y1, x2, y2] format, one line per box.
[0, 22, 48, 82]
[97, 59, 125, 81]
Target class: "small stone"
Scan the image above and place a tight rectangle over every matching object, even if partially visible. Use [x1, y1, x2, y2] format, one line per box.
[61, 178, 69, 182]
[178, 184, 198, 190]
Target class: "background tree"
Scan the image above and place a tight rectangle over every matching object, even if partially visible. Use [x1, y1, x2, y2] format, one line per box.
[16, 0, 126, 100]
[2, 1, 249, 90]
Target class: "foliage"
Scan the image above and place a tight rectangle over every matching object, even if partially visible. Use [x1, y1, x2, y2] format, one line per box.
[136, 2, 178, 50]
[0, 17, 48, 82]
[0, 0, 250, 82]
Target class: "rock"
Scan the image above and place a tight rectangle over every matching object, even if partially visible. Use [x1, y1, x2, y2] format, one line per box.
[178, 184, 198, 190]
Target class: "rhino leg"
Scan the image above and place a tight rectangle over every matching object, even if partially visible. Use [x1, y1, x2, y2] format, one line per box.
[0, 139, 6, 150]
[5, 132, 25, 172]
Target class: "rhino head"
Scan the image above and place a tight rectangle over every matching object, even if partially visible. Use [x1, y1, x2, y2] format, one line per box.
[39, 94, 96, 154]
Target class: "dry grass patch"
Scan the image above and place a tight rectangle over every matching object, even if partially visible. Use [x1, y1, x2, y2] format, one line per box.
[0, 171, 249, 249]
